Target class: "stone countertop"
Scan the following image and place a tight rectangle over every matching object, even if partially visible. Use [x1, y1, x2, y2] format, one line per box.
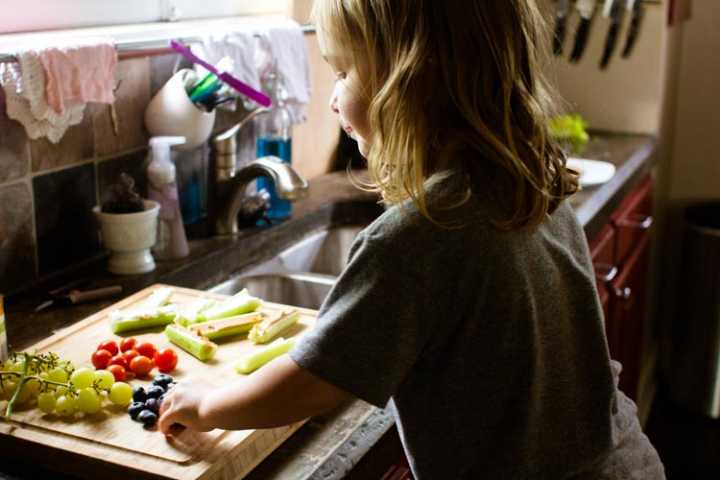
[0, 131, 656, 480]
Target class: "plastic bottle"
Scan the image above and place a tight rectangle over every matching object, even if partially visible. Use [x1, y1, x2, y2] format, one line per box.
[147, 136, 190, 260]
[256, 70, 293, 221]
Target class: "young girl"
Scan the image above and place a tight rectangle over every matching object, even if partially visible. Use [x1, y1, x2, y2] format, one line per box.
[159, 1, 665, 477]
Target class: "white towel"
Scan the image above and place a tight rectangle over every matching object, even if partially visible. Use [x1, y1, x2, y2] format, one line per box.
[195, 18, 311, 125]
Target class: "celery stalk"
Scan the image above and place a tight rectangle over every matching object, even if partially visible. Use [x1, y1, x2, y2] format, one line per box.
[110, 305, 177, 334]
[189, 312, 265, 340]
[248, 310, 300, 344]
[176, 298, 217, 326]
[235, 337, 295, 374]
[200, 288, 262, 322]
[142, 287, 174, 309]
[165, 324, 218, 361]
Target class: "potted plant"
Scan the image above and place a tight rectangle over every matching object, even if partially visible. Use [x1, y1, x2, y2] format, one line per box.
[93, 173, 160, 275]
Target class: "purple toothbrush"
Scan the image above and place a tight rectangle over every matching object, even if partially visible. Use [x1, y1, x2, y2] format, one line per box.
[170, 40, 272, 108]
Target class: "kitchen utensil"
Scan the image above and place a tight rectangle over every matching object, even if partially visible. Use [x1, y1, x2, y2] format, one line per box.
[553, 0, 572, 55]
[567, 158, 616, 187]
[35, 285, 123, 312]
[622, 0, 645, 58]
[570, 0, 598, 62]
[600, 0, 625, 69]
[169, 40, 272, 108]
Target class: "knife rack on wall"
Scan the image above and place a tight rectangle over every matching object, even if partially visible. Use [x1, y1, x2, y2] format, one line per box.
[550, 0, 664, 70]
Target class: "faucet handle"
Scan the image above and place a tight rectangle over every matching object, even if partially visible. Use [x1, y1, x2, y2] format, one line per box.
[254, 156, 309, 200]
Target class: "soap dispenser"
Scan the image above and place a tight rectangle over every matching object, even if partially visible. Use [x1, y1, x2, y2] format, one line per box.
[147, 136, 190, 260]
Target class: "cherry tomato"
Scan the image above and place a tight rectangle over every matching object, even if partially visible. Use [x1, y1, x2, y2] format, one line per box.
[108, 355, 128, 369]
[136, 342, 157, 359]
[153, 348, 178, 373]
[129, 355, 153, 377]
[97, 340, 119, 356]
[107, 364, 126, 382]
[122, 349, 139, 364]
[91, 349, 113, 370]
[119, 337, 137, 353]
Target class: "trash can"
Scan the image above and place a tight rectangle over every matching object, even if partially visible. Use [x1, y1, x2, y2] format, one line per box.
[666, 202, 720, 418]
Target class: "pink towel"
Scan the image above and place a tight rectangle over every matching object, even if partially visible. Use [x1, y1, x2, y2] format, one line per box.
[39, 43, 118, 115]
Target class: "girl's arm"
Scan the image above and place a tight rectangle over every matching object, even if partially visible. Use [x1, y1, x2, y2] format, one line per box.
[157, 355, 352, 434]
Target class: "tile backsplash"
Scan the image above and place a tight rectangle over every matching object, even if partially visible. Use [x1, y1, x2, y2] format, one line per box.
[0, 54, 257, 295]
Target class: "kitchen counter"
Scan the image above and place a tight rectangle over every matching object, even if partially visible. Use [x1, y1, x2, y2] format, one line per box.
[0, 131, 656, 480]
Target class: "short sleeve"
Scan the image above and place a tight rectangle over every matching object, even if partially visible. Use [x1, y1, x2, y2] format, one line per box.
[290, 228, 432, 407]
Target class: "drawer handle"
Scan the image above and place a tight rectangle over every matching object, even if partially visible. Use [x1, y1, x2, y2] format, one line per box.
[618, 214, 653, 231]
[613, 286, 632, 300]
[594, 263, 618, 283]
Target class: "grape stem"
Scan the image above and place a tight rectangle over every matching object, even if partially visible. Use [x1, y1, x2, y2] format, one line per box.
[4, 352, 30, 418]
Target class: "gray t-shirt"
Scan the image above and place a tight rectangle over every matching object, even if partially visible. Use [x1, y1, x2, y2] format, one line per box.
[291, 176, 664, 479]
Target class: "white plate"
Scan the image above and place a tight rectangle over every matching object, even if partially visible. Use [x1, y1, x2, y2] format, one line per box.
[567, 158, 616, 187]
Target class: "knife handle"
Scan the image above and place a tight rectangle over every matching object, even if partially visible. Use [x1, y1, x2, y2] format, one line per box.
[622, 2, 645, 58]
[553, 17, 568, 55]
[67, 286, 123, 304]
[570, 18, 592, 63]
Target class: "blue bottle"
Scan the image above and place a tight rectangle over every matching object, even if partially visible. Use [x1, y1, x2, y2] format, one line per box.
[256, 71, 293, 222]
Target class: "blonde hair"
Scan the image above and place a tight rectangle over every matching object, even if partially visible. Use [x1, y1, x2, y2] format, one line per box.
[313, 0, 578, 230]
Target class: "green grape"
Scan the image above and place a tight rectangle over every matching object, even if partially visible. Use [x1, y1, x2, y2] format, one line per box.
[9, 361, 24, 373]
[37, 392, 57, 414]
[108, 382, 132, 406]
[55, 395, 76, 416]
[69, 368, 95, 389]
[0, 380, 18, 400]
[94, 370, 115, 390]
[47, 367, 69, 383]
[54, 385, 69, 397]
[16, 378, 42, 404]
[76, 388, 101, 414]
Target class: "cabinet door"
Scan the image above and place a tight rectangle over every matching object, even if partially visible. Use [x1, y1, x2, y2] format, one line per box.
[609, 231, 651, 401]
[612, 175, 653, 266]
[590, 224, 617, 352]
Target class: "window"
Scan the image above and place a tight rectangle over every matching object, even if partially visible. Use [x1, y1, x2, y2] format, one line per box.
[0, 0, 290, 34]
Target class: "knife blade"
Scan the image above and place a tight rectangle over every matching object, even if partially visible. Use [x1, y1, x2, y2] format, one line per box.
[570, 0, 598, 63]
[622, 0, 645, 58]
[553, 0, 572, 56]
[600, 0, 626, 69]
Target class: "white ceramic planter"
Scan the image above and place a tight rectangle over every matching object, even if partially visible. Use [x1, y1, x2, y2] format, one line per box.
[93, 200, 160, 275]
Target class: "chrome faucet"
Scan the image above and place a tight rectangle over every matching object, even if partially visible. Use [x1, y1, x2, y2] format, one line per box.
[209, 108, 309, 235]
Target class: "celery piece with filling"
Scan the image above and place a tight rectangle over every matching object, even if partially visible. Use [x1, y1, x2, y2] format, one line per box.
[248, 310, 300, 344]
[109, 304, 177, 334]
[235, 337, 295, 374]
[165, 324, 218, 361]
[200, 288, 262, 322]
[176, 298, 218, 326]
[189, 312, 265, 340]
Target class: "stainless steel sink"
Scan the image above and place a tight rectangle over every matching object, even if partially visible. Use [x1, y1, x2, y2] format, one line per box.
[210, 272, 336, 310]
[241, 225, 364, 278]
[209, 225, 365, 309]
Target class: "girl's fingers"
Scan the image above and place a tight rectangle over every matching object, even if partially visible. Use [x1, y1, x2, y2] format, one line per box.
[158, 406, 180, 435]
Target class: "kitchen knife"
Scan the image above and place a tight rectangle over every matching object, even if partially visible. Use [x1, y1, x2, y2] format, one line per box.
[622, 0, 645, 58]
[570, 0, 598, 63]
[600, 0, 626, 69]
[553, 0, 572, 56]
[35, 286, 123, 312]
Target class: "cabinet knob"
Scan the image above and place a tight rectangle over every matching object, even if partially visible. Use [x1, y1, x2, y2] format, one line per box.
[618, 214, 653, 231]
[613, 286, 632, 301]
[594, 263, 619, 283]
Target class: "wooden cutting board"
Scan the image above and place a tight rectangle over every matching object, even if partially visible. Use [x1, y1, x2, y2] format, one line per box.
[0, 284, 318, 479]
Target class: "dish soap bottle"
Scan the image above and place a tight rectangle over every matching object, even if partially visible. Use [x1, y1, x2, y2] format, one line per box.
[255, 70, 293, 222]
[0, 294, 7, 362]
[147, 136, 190, 260]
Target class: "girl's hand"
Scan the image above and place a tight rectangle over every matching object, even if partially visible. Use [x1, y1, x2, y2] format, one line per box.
[158, 381, 215, 434]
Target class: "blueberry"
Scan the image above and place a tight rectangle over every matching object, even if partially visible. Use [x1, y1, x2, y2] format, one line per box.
[157, 394, 166, 409]
[146, 385, 165, 399]
[145, 397, 159, 414]
[138, 409, 157, 428]
[132, 386, 147, 403]
[152, 374, 174, 387]
[128, 401, 145, 420]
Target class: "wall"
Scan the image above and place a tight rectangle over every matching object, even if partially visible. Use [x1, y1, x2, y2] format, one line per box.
[0, 25, 337, 295]
[543, 0, 668, 135]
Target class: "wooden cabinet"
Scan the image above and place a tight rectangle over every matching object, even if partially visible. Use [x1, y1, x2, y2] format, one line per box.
[590, 175, 654, 401]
